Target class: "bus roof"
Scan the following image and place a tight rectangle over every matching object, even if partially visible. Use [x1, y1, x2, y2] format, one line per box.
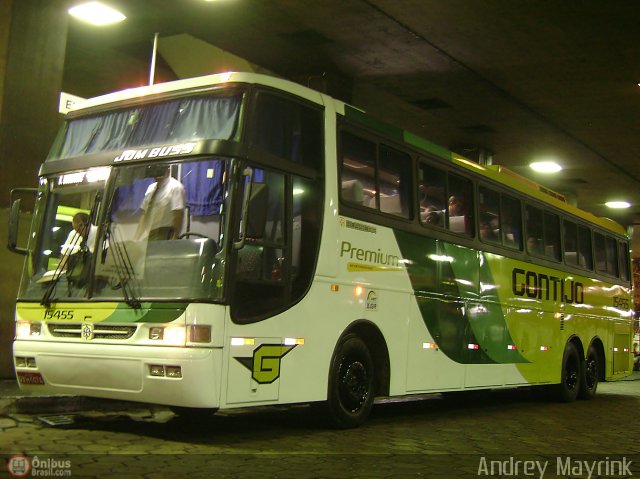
[67, 72, 325, 116]
[68, 72, 626, 237]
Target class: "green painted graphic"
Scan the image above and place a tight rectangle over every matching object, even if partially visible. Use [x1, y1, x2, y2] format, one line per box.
[394, 230, 528, 365]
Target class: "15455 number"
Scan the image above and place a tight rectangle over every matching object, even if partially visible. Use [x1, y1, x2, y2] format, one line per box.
[43, 310, 74, 320]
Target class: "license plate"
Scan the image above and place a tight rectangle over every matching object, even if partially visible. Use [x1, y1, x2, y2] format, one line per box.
[17, 372, 45, 385]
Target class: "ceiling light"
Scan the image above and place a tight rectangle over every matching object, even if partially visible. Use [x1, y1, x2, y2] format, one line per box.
[68, 2, 126, 26]
[529, 161, 562, 173]
[605, 201, 631, 209]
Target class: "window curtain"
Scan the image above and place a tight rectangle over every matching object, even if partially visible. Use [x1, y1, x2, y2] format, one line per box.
[56, 95, 241, 160]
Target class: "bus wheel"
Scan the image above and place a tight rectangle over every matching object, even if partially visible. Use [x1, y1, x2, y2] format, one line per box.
[578, 345, 599, 400]
[556, 342, 581, 402]
[326, 334, 375, 428]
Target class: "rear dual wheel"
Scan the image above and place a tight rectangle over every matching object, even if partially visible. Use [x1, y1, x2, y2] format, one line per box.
[578, 345, 599, 400]
[556, 342, 581, 402]
[556, 342, 599, 402]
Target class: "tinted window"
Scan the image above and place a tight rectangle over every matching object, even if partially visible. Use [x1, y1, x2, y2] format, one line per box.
[525, 205, 544, 256]
[419, 164, 446, 227]
[447, 174, 474, 236]
[379, 146, 412, 218]
[544, 212, 561, 261]
[340, 132, 376, 210]
[340, 132, 412, 219]
[501, 194, 522, 250]
[479, 187, 500, 244]
[619, 242, 630, 281]
[563, 221, 578, 265]
[594, 233, 607, 273]
[577, 225, 593, 270]
[253, 92, 323, 170]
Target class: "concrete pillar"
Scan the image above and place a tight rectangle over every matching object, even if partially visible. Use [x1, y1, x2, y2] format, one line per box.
[0, 0, 68, 378]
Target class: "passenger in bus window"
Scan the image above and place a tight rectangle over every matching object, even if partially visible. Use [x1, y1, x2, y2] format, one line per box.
[526, 236, 543, 255]
[421, 205, 442, 226]
[135, 166, 186, 241]
[448, 195, 468, 233]
[448, 195, 464, 216]
[479, 213, 499, 242]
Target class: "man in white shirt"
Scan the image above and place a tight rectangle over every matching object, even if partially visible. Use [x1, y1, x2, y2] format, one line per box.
[58, 212, 98, 274]
[136, 166, 186, 241]
[61, 212, 97, 255]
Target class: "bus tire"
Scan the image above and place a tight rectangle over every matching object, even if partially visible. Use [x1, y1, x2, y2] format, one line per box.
[578, 345, 599, 400]
[326, 334, 375, 429]
[556, 342, 581, 402]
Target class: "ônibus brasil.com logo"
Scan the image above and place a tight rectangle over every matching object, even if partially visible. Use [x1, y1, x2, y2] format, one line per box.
[7, 454, 72, 477]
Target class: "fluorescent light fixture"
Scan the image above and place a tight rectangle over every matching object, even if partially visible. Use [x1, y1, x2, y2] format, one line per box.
[68, 2, 126, 26]
[529, 161, 562, 173]
[605, 201, 631, 209]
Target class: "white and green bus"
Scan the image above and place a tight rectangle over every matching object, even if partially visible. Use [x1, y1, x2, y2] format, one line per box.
[9, 72, 633, 427]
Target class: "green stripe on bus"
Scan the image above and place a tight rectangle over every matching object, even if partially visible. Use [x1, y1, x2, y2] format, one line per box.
[403, 131, 452, 161]
[344, 105, 404, 142]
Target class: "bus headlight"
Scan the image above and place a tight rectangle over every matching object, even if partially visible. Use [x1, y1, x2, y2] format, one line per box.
[148, 325, 186, 345]
[16, 321, 42, 338]
[164, 325, 187, 345]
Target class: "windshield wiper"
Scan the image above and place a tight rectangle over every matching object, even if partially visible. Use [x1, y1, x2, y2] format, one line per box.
[102, 221, 141, 309]
[41, 232, 83, 307]
[41, 193, 102, 307]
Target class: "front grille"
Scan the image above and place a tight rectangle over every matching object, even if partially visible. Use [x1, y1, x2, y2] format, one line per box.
[48, 323, 137, 340]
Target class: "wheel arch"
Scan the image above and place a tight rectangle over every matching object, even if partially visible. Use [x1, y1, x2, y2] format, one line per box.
[567, 334, 584, 360]
[336, 319, 391, 397]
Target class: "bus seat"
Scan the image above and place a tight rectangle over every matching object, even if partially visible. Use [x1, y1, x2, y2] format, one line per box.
[380, 194, 401, 214]
[143, 238, 217, 295]
[449, 215, 466, 233]
[341, 180, 364, 205]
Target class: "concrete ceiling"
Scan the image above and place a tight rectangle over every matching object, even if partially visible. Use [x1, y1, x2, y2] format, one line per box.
[62, 0, 640, 228]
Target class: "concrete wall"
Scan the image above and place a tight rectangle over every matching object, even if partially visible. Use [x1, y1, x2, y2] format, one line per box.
[0, 208, 32, 378]
[0, 1, 68, 378]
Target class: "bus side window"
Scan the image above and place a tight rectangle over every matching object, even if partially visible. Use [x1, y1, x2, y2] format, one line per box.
[594, 233, 607, 273]
[501, 194, 522, 249]
[252, 91, 323, 170]
[447, 174, 474, 236]
[619, 241, 630, 281]
[525, 205, 543, 256]
[379, 145, 411, 219]
[543, 212, 560, 261]
[578, 225, 593, 270]
[418, 163, 446, 227]
[605, 236, 619, 277]
[478, 186, 500, 243]
[340, 132, 377, 209]
[563, 220, 579, 266]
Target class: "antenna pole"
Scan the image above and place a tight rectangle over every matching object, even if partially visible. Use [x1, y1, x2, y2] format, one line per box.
[149, 32, 159, 85]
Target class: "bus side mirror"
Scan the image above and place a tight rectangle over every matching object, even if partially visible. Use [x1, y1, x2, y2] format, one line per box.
[8, 188, 37, 255]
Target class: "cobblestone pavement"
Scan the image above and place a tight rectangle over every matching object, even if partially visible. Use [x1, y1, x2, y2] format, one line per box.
[1, 380, 639, 478]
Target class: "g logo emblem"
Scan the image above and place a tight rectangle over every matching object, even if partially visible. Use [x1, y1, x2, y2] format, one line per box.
[235, 344, 295, 384]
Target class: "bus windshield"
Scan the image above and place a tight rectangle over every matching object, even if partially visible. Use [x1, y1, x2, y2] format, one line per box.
[20, 158, 231, 304]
